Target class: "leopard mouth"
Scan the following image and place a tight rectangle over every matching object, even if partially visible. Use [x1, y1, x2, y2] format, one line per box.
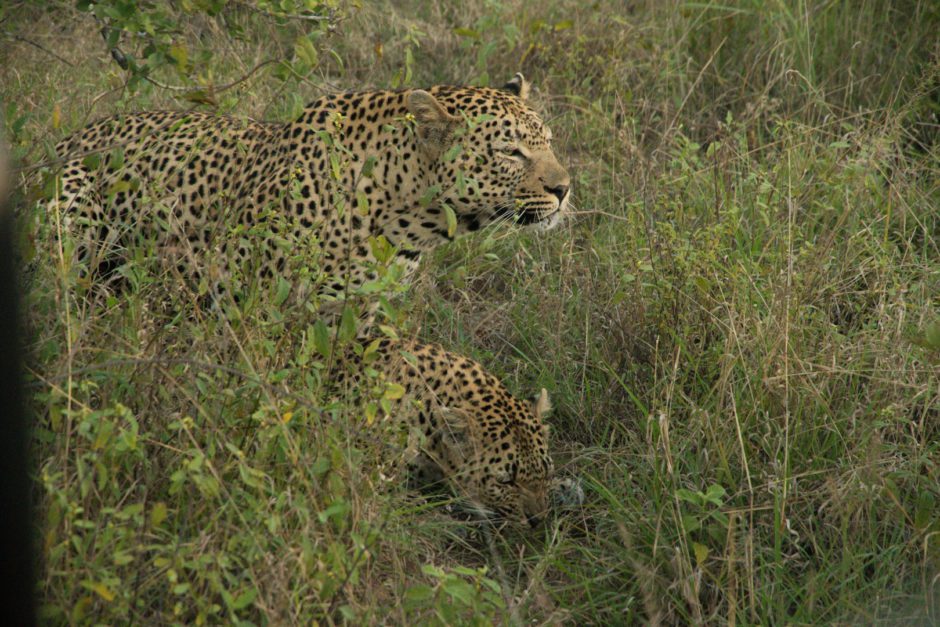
[494, 202, 563, 227]
[517, 207, 562, 228]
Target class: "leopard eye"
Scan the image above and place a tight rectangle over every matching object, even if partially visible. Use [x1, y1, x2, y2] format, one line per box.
[500, 146, 527, 160]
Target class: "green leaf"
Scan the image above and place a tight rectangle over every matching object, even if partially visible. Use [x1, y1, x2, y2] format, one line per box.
[294, 35, 319, 68]
[692, 542, 709, 565]
[358, 278, 385, 295]
[454, 27, 481, 39]
[384, 382, 406, 400]
[480, 576, 501, 594]
[400, 350, 419, 368]
[113, 552, 134, 566]
[443, 144, 463, 162]
[150, 502, 167, 527]
[554, 19, 574, 30]
[369, 235, 394, 264]
[311, 456, 331, 476]
[404, 47, 413, 84]
[231, 587, 258, 610]
[81, 153, 101, 171]
[318, 500, 351, 523]
[83, 581, 115, 602]
[117, 503, 144, 520]
[703, 484, 726, 505]
[361, 155, 378, 178]
[363, 338, 381, 361]
[404, 584, 436, 605]
[330, 153, 342, 180]
[676, 488, 702, 506]
[274, 277, 291, 306]
[238, 463, 265, 489]
[418, 184, 441, 207]
[378, 324, 399, 340]
[311, 320, 331, 358]
[421, 564, 446, 578]
[338, 307, 357, 342]
[443, 203, 457, 238]
[10, 112, 29, 137]
[168, 43, 188, 70]
[106, 180, 132, 197]
[919, 320, 940, 351]
[356, 190, 369, 215]
[442, 578, 476, 605]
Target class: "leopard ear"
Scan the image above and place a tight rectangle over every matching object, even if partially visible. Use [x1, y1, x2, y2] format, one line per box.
[533, 388, 552, 419]
[407, 90, 457, 159]
[407, 90, 452, 125]
[502, 72, 531, 100]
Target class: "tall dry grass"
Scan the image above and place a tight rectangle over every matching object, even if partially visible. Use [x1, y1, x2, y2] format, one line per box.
[1, 0, 937, 623]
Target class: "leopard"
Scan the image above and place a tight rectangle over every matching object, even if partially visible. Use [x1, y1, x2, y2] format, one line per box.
[352, 337, 581, 528]
[48, 73, 570, 313]
[47, 75, 580, 524]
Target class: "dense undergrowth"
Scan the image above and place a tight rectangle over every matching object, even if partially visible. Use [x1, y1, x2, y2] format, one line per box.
[2, 0, 938, 623]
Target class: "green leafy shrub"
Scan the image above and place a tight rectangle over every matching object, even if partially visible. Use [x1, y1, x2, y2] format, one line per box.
[2, 0, 937, 623]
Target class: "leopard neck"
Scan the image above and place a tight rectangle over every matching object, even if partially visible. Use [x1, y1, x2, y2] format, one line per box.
[293, 90, 477, 256]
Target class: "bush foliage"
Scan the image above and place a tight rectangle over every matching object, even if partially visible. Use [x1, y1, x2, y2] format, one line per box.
[2, 0, 938, 623]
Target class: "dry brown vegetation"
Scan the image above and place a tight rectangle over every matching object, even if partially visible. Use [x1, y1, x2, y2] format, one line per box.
[2, 0, 939, 623]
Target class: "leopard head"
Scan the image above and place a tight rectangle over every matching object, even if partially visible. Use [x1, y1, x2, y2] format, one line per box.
[407, 74, 571, 234]
[437, 388, 555, 528]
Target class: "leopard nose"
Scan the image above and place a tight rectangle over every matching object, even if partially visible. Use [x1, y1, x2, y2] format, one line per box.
[527, 514, 542, 528]
[545, 184, 569, 204]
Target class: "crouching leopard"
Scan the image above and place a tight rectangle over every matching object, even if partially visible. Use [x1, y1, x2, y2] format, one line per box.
[357, 338, 582, 527]
[50, 73, 570, 309]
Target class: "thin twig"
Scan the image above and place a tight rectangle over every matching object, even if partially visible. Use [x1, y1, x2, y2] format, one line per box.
[98, 21, 278, 96]
[8, 34, 75, 67]
[567, 209, 633, 222]
[133, 57, 280, 94]
[213, 59, 280, 92]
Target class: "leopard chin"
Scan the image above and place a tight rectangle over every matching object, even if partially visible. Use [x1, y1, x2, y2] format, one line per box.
[535, 208, 563, 231]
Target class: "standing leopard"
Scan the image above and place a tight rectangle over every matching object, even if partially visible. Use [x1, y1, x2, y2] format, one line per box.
[49, 73, 570, 309]
[356, 337, 582, 527]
